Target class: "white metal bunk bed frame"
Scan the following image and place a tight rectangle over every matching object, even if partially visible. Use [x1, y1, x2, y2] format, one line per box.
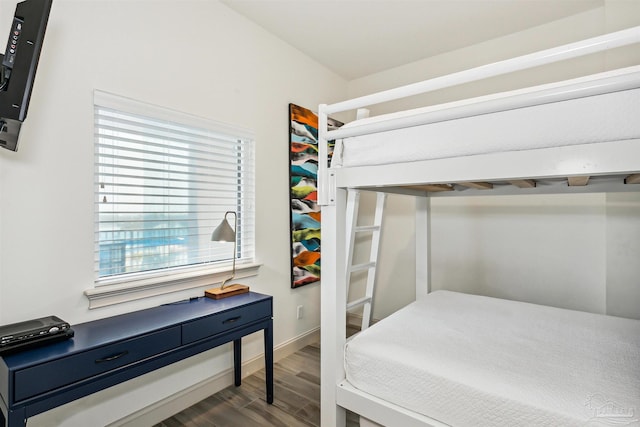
[317, 26, 640, 427]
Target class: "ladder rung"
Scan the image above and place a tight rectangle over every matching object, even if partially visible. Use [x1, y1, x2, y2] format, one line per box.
[355, 225, 380, 233]
[349, 262, 376, 273]
[347, 296, 372, 310]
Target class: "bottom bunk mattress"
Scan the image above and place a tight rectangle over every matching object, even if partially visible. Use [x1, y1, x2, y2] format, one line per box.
[344, 290, 640, 426]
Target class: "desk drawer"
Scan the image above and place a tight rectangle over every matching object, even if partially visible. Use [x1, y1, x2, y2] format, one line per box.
[13, 326, 181, 402]
[182, 299, 271, 344]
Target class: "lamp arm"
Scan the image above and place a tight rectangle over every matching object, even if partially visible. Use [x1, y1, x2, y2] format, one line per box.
[220, 243, 236, 289]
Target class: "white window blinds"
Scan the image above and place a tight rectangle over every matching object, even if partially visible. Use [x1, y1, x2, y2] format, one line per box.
[94, 91, 255, 281]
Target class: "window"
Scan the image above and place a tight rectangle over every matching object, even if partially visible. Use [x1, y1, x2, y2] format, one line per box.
[94, 91, 255, 285]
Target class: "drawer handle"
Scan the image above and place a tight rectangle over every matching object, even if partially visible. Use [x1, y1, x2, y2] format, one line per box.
[95, 350, 129, 363]
[223, 316, 242, 324]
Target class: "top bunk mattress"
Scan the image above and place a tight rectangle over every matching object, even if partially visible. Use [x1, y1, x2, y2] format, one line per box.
[344, 290, 640, 427]
[331, 68, 640, 169]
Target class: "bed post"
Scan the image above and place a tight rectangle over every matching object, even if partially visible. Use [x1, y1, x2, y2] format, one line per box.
[320, 188, 348, 427]
[415, 196, 431, 299]
[319, 105, 348, 427]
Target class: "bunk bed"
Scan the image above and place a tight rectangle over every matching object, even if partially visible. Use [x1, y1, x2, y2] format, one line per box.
[317, 26, 640, 427]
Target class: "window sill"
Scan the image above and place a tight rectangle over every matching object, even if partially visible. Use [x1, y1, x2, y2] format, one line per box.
[85, 263, 261, 309]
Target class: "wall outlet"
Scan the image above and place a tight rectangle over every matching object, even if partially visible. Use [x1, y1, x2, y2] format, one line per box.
[296, 305, 303, 320]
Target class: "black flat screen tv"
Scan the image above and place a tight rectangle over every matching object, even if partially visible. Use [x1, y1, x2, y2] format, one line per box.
[0, 0, 52, 151]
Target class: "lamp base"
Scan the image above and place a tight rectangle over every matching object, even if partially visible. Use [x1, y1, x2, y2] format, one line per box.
[205, 284, 250, 300]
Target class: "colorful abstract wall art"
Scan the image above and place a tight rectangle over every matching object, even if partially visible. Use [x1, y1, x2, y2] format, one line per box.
[289, 103, 343, 288]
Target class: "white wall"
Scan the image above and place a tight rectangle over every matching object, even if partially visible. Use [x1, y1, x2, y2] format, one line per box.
[0, 1, 346, 425]
[347, 2, 640, 321]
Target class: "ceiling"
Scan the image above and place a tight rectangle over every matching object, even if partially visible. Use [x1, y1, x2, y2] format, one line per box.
[221, 0, 603, 80]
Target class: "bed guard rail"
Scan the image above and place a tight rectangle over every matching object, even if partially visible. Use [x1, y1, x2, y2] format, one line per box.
[317, 25, 640, 206]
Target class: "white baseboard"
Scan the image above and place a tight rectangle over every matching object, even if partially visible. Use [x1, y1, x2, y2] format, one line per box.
[347, 312, 362, 327]
[110, 327, 320, 427]
[347, 312, 379, 328]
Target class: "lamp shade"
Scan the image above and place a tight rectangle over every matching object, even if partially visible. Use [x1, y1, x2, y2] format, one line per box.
[211, 215, 236, 242]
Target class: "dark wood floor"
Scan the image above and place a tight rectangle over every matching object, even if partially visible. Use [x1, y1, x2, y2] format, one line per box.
[154, 341, 359, 427]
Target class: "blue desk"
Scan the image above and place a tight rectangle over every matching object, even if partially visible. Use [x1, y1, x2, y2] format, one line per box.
[0, 292, 273, 427]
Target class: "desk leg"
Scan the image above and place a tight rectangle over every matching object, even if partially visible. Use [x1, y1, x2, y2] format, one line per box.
[233, 338, 242, 387]
[264, 319, 274, 404]
[1, 406, 26, 427]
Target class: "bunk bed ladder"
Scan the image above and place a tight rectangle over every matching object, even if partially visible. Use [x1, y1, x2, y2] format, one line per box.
[345, 190, 386, 331]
